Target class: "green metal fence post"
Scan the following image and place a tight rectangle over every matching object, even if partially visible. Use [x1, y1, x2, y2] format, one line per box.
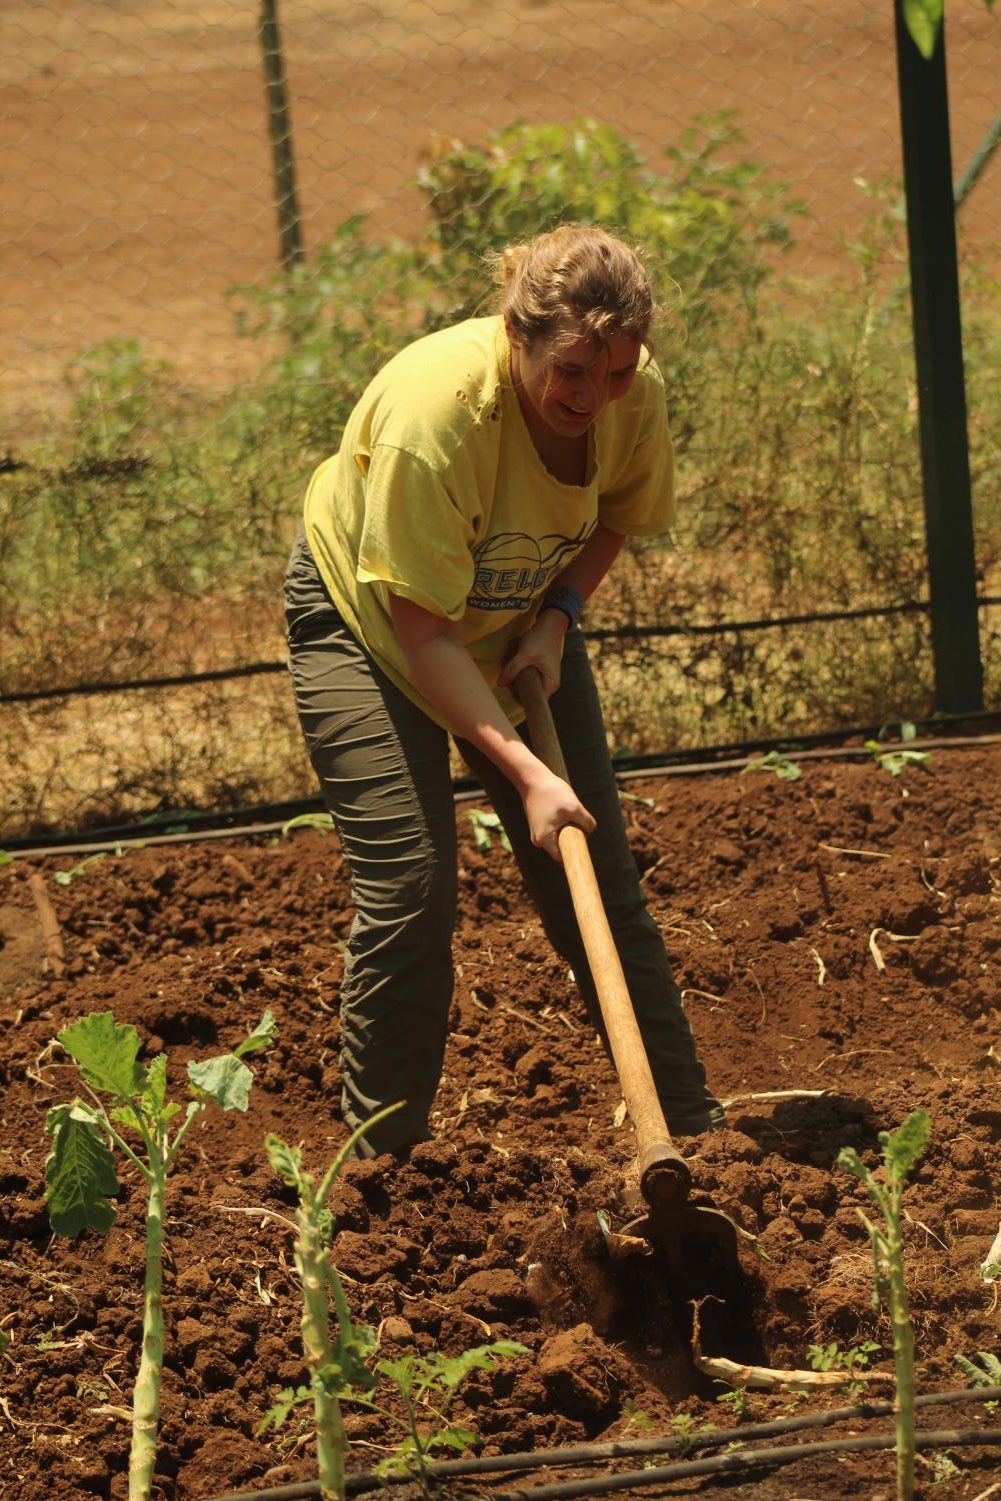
[893, 0, 983, 713]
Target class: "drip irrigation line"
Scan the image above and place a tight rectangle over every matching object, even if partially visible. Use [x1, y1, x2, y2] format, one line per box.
[6, 725, 1001, 859]
[469, 1427, 1001, 1501]
[2, 658, 286, 705]
[8, 595, 1001, 706]
[205, 1388, 1001, 1501]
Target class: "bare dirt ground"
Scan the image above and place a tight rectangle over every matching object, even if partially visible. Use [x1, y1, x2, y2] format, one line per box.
[2, 741, 1001, 1499]
[3, 0, 999, 436]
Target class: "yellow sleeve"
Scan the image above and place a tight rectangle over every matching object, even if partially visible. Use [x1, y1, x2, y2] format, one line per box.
[597, 363, 675, 537]
[355, 444, 476, 620]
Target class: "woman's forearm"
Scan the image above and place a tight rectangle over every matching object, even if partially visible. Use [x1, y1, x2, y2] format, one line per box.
[389, 602, 545, 792]
[389, 591, 597, 858]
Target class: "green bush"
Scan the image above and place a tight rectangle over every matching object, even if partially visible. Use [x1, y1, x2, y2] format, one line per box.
[1, 112, 998, 833]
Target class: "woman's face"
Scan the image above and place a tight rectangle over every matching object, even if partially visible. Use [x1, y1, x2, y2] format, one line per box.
[508, 323, 643, 439]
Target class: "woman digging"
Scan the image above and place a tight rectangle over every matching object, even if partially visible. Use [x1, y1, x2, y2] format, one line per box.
[285, 222, 724, 1157]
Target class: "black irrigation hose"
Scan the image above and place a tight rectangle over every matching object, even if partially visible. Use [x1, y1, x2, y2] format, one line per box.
[7, 595, 1001, 706]
[205, 1387, 1001, 1501]
[6, 714, 1001, 858]
[471, 1428, 1001, 1501]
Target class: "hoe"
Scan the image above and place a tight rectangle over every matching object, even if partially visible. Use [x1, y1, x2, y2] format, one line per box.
[518, 666, 739, 1287]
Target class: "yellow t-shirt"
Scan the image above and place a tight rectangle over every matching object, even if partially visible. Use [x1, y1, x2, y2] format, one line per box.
[302, 315, 674, 727]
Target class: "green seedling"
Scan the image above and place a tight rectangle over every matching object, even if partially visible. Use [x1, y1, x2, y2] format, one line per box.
[0, 851, 13, 868]
[282, 812, 336, 838]
[45, 1008, 276, 1501]
[920, 1450, 960, 1485]
[262, 1104, 403, 1501]
[838, 1109, 931, 1501]
[54, 852, 109, 886]
[466, 809, 512, 854]
[667, 1411, 716, 1453]
[619, 791, 655, 808]
[715, 1383, 754, 1419]
[806, 1338, 880, 1375]
[864, 722, 930, 778]
[76, 1376, 110, 1401]
[954, 1350, 1001, 1411]
[351, 1342, 529, 1499]
[621, 1397, 657, 1433]
[741, 750, 802, 781]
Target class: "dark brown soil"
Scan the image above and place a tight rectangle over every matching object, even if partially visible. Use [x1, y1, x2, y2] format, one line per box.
[2, 744, 1000, 1500]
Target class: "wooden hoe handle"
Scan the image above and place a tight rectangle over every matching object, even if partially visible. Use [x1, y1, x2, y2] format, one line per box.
[516, 667, 691, 1204]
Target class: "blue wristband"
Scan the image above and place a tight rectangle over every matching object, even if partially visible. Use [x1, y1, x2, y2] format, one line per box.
[540, 584, 585, 630]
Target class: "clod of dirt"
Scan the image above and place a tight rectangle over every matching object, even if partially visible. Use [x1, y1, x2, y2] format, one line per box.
[447, 1268, 535, 1323]
[537, 1322, 632, 1425]
[378, 1315, 415, 1346]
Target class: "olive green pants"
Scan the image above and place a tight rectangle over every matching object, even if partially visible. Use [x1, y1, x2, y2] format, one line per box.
[285, 531, 720, 1155]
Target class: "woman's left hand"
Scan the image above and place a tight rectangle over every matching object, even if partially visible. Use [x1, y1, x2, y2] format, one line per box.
[498, 609, 569, 698]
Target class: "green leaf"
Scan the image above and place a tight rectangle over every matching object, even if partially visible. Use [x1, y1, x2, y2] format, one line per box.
[45, 1103, 120, 1236]
[187, 1053, 253, 1111]
[282, 812, 335, 838]
[0, 1328, 9, 1356]
[466, 809, 513, 853]
[956, 1351, 1001, 1387]
[0, 851, 13, 868]
[233, 1009, 278, 1059]
[836, 1145, 878, 1193]
[881, 1109, 931, 1180]
[109, 1103, 144, 1133]
[142, 1053, 169, 1119]
[902, 0, 943, 58]
[377, 1355, 416, 1397]
[265, 1132, 303, 1187]
[57, 1013, 145, 1101]
[426, 1425, 478, 1454]
[257, 1384, 311, 1434]
[320, 1320, 378, 1392]
[742, 751, 801, 781]
[406, 1341, 529, 1402]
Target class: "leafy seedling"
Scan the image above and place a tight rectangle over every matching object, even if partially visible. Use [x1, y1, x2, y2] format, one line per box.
[838, 1108, 931, 1501]
[282, 812, 336, 838]
[864, 722, 930, 778]
[262, 1104, 403, 1501]
[807, 1339, 880, 1375]
[621, 1397, 657, 1433]
[667, 1411, 716, 1454]
[920, 1449, 960, 1485]
[351, 1341, 529, 1499]
[742, 750, 802, 781]
[715, 1383, 754, 1419]
[45, 1009, 276, 1501]
[466, 809, 512, 854]
[260, 1181, 527, 1501]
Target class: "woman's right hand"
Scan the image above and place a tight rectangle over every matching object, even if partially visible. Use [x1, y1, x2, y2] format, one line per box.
[522, 767, 596, 862]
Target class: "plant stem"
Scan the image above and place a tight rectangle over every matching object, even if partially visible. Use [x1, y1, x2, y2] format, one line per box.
[401, 1391, 432, 1501]
[129, 1153, 166, 1500]
[296, 1197, 346, 1501]
[888, 1208, 916, 1500]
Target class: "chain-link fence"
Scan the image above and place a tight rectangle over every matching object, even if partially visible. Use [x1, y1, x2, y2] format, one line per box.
[3, 0, 1000, 839]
